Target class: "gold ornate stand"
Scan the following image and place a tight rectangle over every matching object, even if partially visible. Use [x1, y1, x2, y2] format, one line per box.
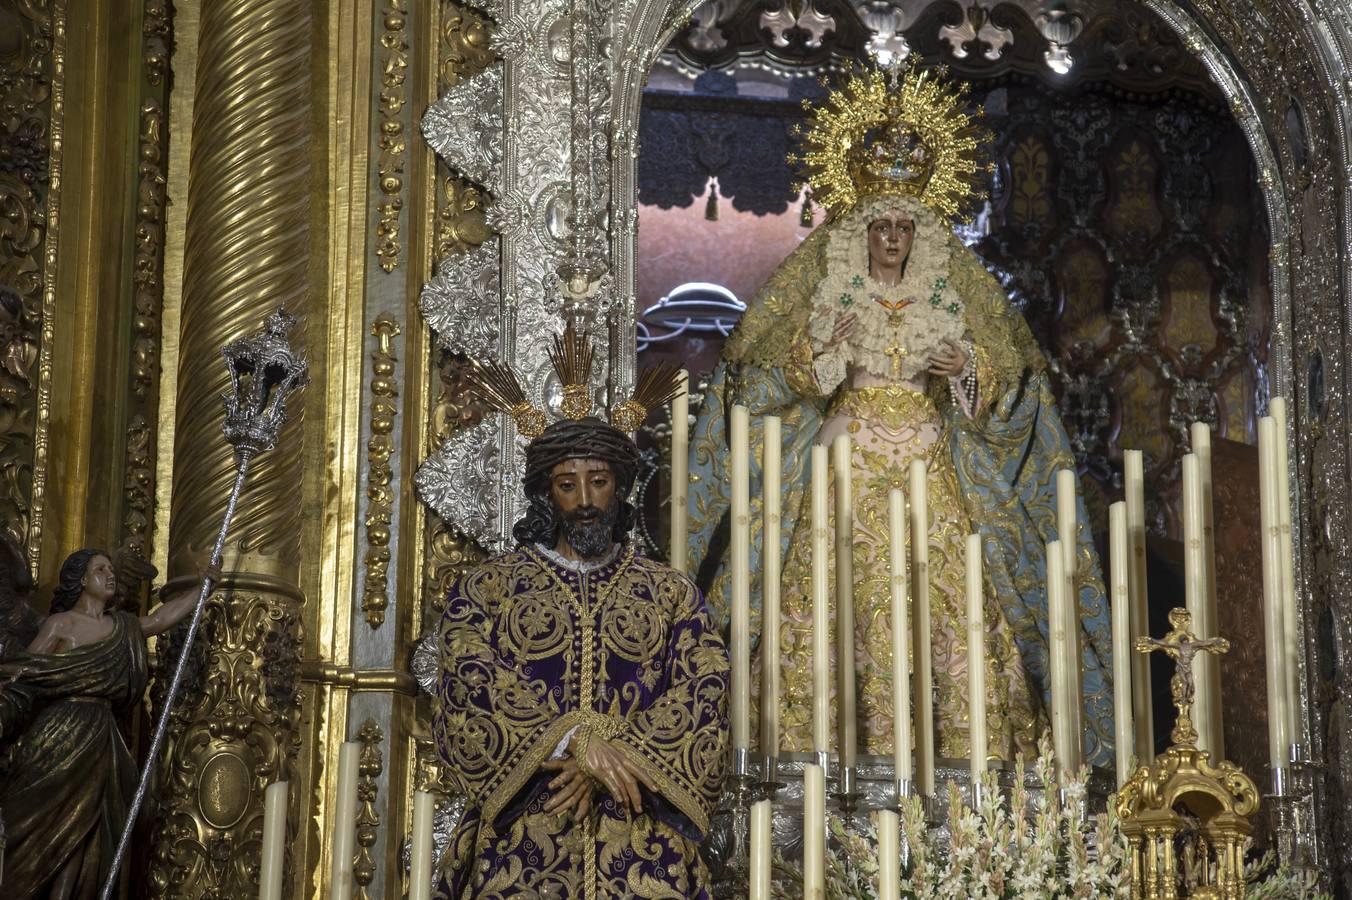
[1117, 609, 1260, 899]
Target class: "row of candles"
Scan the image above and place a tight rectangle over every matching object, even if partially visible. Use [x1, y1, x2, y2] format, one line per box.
[250, 376, 1300, 898]
[666, 377, 1303, 899]
[255, 747, 438, 900]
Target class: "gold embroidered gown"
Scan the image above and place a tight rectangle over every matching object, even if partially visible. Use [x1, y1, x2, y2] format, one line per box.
[685, 195, 1118, 765]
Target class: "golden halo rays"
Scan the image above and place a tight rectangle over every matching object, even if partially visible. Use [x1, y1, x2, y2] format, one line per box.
[793, 63, 994, 221]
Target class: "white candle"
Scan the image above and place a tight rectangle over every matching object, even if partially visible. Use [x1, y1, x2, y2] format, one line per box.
[259, 781, 288, 900]
[811, 446, 831, 756]
[761, 415, 782, 760]
[802, 763, 826, 899]
[1191, 424, 1225, 760]
[888, 489, 912, 784]
[1271, 397, 1300, 746]
[908, 458, 935, 796]
[1109, 503, 1134, 788]
[966, 534, 987, 788]
[409, 790, 435, 900]
[1182, 452, 1221, 758]
[750, 799, 772, 900]
[1123, 449, 1154, 762]
[1055, 468, 1083, 752]
[669, 369, 689, 573]
[329, 741, 360, 900]
[876, 809, 901, 900]
[730, 404, 751, 753]
[1048, 541, 1078, 772]
[832, 433, 857, 771]
[1057, 468, 1077, 574]
[1258, 417, 1291, 773]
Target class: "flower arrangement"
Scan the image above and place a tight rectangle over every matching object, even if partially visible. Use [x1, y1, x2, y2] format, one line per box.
[769, 737, 1329, 900]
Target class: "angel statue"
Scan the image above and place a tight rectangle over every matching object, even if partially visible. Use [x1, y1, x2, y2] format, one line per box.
[0, 542, 217, 899]
[686, 63, 1116, 767]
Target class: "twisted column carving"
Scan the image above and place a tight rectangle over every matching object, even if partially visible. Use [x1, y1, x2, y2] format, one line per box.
[168, 0, 314, 577]
[151, 1, 314, 896]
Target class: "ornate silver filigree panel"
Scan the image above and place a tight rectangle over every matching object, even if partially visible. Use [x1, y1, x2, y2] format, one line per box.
[419, 238, 502, 358]
[421, 62, 504, 193]
[414, 419, 501, 548]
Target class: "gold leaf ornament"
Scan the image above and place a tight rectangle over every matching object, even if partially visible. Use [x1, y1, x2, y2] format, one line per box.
[796, 62, 993, 221]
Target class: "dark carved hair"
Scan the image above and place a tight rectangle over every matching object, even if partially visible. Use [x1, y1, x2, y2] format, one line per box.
[513, 417, 640, 547]
[50, 548, 108, 614]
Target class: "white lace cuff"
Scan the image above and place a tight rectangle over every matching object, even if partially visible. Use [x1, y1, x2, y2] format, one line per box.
[551, 725, 580, 760]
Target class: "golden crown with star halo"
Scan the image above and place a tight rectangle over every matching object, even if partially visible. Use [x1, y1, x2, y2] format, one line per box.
[793, 61, 994, 221]
[462, 322, 684, 438]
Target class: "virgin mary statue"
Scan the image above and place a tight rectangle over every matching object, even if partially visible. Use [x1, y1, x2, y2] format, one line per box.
[685, 64, 1116, 767]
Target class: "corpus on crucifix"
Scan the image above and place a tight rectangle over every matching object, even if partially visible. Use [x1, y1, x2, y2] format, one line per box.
[1135, 607, 1231, 749]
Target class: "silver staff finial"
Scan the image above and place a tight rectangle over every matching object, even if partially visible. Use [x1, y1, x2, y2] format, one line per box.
[221, 308, 309, 458]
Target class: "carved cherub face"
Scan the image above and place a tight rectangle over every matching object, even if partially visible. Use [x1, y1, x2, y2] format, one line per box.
[867, 212, 916, 276]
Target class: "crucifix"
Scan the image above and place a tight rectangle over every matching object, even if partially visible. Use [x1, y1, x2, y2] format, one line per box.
[872, 296, 912, 378]
[884, 343, 908, 378]
[1135, 607, 1230, 748]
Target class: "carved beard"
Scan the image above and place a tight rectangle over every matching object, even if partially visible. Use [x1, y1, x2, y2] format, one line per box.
[558, 496, 620, 559]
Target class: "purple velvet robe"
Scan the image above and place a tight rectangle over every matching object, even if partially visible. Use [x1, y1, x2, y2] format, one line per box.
[433, 544, 730, 899]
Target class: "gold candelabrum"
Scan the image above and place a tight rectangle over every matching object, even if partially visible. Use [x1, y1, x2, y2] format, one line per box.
[1115, 608, 1260, 900]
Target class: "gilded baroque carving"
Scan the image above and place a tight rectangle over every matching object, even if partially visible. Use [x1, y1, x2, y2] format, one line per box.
[0, 0, 58, 559]
[441, 1, 497, 89]
[435, 173, 493, 256]
[353, 719, 384, 900]
[362, 315, 400, 628]
[376, 0, 408, 272]
[143, 0, 172, 86]
[146, 591, 303, 899]
[123, 97, 169, 553]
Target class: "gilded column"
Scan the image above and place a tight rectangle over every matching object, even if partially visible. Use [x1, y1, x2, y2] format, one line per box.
[149, 0, 314, 896]
[167, 0, 312, 580]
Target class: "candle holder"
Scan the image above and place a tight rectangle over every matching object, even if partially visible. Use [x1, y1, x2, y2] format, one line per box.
[831, 765, 865, 823]
[1266, 743, 1324, 874]
[715, 748, 782, 898]
[759, 754, 785, 796]
[893, 777, 938, 829]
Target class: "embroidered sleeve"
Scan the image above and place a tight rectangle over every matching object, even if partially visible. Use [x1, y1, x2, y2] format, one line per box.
[613, 580, 730, 837]
[434, 570, 586, 823]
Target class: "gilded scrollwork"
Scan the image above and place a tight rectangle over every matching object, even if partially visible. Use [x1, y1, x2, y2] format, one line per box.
[354, 719, 384, 900]
[0, 0, 58, 561]
[122, 96, 168, 554]
[146, 590, 303, 899]
[362, 315, 400, 627]
[376, 0, 409, 273]
[143, 0, 171, 86]
[435, 174, 493, 257]
[441, 0, 497, 89]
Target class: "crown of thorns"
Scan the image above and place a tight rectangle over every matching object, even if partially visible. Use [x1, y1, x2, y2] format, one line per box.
[463, 322, 684, 437]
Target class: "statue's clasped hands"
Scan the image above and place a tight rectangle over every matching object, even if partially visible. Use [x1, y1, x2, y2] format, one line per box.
[541, 732, 656, 820]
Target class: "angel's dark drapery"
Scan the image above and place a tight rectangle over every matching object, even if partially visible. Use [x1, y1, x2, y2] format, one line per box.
[0, 611, 146, 899]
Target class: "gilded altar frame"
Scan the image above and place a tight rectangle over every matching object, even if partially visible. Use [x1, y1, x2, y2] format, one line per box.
[7, 0, 1352, 896]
